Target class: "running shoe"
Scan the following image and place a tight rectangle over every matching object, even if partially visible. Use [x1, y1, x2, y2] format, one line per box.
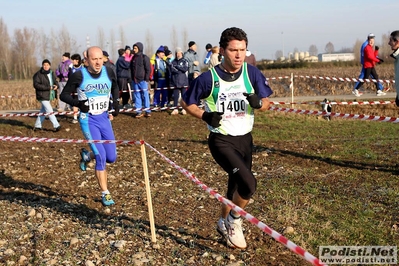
[216, 218, 234, 248]
[102, 194, 115, 206]
[377, 90, 387, 96]
[79, 148, 90, 171]
[225, 213, 247, 249]
[352, 89, 362, 97]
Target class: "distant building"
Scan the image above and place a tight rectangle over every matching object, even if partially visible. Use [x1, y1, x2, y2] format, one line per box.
[318, 53, 355, 62]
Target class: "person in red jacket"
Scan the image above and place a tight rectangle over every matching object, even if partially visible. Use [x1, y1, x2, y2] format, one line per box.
[354, 35, 386, 96]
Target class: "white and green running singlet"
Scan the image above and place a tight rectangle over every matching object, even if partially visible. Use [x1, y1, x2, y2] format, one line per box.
[205, 63, 255, 136]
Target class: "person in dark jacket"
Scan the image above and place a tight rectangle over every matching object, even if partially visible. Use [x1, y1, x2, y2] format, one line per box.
[130, 42, 151, 118]
[169, 47, 189, 115]
[116, 48, 132, 106]
[33, 59, 61, 131]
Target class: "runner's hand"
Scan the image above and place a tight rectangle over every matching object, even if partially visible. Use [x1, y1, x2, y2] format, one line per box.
[243, 92, 262, 109]
[77, 99, 89, 113]
[112, 101, 119, 117]
[202, 111, 223, 127]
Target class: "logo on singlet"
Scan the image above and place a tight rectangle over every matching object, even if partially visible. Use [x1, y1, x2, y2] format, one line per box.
[226, 84, 241, 91]
[84, 83, 110, 93]
[219, 93, 227, 101]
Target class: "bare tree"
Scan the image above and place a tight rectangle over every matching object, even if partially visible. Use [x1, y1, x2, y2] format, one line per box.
[182, 28, 188, 51]
[145, 29, 154, 55]
[378, 33, 391, 60]
[170, 26, 178, 51]
[97, 27, 105, 49]
[325, 42, 335, 53]
[353, 39, 363, 63]
[109, 29, 116, 61]
[12, 27, 37, 79]
[38, 29, 49, 62]
[57, 25, 73, 54]
[308, 44, 318, 56]
[50, 29, 60, 66]
[119, 26, 127, 48]
[0, 18, 11, 79]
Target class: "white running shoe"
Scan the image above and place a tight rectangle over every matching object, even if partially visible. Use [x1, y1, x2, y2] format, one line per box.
[216, 218, 234, 247]
[352, 89, 362, 97]
[225, 213, 247, 249]
[377, 90, 386, 96]
[181, 109, 187, 115]
[171, 109, 178, 115]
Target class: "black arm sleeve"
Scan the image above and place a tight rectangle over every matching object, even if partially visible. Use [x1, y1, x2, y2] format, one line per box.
[106, 66, 119, 100]
[60, 71, 83, 106]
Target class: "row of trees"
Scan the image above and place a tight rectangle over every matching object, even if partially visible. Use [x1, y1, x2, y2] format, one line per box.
[273, 33, 393, 62]
[0, 18, 190, 80]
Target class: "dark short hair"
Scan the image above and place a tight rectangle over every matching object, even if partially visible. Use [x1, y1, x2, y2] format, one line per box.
[118, 48, 125, 56]
[219, 27, 248, 50]
[71, 53, 81, 61]
[391, 30, 399, 42]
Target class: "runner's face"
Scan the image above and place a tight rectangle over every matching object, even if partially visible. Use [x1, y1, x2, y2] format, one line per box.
[220, 40, 246, 72]
[87, 48, 103, 73]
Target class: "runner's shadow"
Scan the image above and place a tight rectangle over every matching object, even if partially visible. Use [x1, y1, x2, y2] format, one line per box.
[0, 170, 222, 250]
[253, 145, 397, 174]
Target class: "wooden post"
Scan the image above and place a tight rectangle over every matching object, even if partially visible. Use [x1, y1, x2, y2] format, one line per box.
[290, 73, 294, 108]
[140, 140, 157, 243]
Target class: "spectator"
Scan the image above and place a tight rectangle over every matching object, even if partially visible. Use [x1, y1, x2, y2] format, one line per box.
[353, 34, 386, 96]
[353, 33, 386, 97]
[68, 53, 83, 124]
[103, 51, 116, 77]
[204, 43, 212, 65]
[184, 41, 201, 85]
[169, 47, 189, 115]
[244, 49, 256, 67]
[208, 46, 221, 69]
[152, 46, 169, 109]
[33, 59, 61, 132]
[116, 47, 132, 107]
[130, 42, 152, 118]
[60, 46, 120, 206]
[56, 52, 72, 112]
[389, 31, 399, 106]
[181, 27, 273, 249]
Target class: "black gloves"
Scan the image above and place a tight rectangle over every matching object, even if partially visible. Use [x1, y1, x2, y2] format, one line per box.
[77, 99, 89, 113]
[202, 111, 223, 127]
[375, 46, 379, 51]
[243, 92, 262, 109]
[112, 101, 119, 117]
[396, 96, 399, 107]
[378, 58, 384, 64]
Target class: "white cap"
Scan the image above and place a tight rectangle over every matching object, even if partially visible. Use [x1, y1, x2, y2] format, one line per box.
[368, 33, 375, 39]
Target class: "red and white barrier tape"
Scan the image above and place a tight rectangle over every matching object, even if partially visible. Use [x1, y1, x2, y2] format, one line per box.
[295, 75, 395, 84]
[269, 106, 399, 123]
[0, 105, 203, 117]
[271, 100, 395, 105]
[144, 141, 325, 266]
[0, 136, 141, 145]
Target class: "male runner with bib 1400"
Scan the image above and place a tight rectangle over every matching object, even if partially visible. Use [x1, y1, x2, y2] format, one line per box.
[61, 46, 120, 206]
[181, 27, 273, 249]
